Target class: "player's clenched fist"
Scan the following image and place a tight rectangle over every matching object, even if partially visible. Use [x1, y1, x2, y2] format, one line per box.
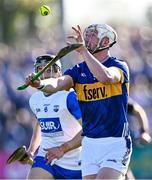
[25, 73, 41, 88]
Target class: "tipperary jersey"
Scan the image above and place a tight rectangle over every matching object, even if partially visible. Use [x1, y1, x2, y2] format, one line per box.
[64, 57, 130, 138]
[29, 90, 82, 170]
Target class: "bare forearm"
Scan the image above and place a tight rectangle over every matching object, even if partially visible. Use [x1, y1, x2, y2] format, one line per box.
[44, 130, 83, 163]
[59, 130, 83, 153]
[27, 123, 41, 155]
[28, 137, 40, 155]
[39, 76, 73, 93]
[80, 48, 108, 82]
[79, 48, 120, 83]
[133, 103, 149, 133]
[135, 111, 149, 133]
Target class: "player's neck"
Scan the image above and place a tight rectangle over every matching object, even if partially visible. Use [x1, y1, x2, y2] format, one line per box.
[94, 50, 110, 63]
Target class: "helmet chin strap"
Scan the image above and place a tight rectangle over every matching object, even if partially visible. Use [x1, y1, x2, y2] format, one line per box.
[90, 41, 116, 54]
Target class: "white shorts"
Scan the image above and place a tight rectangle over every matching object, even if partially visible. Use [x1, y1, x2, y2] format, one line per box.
[81, 136, 132, 177]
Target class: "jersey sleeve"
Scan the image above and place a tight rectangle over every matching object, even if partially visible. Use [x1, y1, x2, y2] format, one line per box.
[64, 64, 80, 84]
[29, 96, 36, 115]
[112, 60, 130, 83]
[66, 91, 82, 120]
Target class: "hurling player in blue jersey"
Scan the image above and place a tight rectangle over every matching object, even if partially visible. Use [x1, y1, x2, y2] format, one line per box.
[23, 54, 82, 179]
[25, 24, 132, 179]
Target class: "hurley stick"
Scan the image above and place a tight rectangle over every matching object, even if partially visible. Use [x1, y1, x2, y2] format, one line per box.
[17, 43, 82, 90]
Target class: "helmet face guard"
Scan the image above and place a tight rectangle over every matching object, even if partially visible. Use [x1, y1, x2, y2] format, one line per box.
[34, 54, 61, 73]
[83, 24, 117, 54]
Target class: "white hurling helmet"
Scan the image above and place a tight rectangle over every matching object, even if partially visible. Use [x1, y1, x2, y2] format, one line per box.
[83, 24, 117, 54]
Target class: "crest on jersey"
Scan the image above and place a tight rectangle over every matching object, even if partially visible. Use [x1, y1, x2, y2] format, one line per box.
[44, 106, 48, 112]
[36, 108, 41, 113]
[43, 104, 50, 112]
[53, 105, 59, 112]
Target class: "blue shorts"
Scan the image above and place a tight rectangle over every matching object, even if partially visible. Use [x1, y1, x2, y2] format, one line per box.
[32, 156, 82, 179]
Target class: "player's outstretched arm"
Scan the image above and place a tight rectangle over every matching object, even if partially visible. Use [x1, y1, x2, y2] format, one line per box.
[25, 74, 73, 94]
[20, 121, 41, 164]
[67, 25, 122, 84]
[131, 99, 151, 144]
[44, 130, 83, 164]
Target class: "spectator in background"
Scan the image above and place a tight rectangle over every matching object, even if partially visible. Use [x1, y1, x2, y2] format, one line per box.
[126, 97, 152, 180]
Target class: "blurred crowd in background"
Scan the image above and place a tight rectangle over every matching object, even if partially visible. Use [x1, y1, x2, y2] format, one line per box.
[0, 0, 152, 179]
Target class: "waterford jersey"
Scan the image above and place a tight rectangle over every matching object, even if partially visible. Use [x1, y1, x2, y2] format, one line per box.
[64, 57, 130, 138]
[29, 90, 82, 170]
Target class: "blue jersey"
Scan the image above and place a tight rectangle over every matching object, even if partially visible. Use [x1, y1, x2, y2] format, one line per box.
[66, 91, 82, 120]
[64, 57, 130, 138]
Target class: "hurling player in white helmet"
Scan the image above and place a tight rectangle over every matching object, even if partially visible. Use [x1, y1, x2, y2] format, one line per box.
[25, 24, 132, 180]
[23, 54, 82, 179]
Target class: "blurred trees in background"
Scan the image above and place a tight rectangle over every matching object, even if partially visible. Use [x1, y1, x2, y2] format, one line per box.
[0, 0, 63, 45]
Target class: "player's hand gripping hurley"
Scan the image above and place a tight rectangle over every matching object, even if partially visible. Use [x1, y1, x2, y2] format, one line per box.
[17, 43, 82, 90]
[6, 146, 33, 165]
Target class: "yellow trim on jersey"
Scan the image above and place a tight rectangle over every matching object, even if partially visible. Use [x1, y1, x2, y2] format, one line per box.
[118, 68, 124, 83]
[125, 83, 129, 94]
[109, 67, 124, 83]
[75, 82, 122, 102]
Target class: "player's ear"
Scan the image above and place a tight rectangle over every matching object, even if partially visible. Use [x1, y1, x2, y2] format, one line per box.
[100, 36, 109, 47]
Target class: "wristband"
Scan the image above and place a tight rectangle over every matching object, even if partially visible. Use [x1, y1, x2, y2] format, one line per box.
[37, 85, 45, 90]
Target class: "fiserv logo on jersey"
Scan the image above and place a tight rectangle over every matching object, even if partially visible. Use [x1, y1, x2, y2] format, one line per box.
[75, 82, 122, 101]
[83, 85, 107, 100]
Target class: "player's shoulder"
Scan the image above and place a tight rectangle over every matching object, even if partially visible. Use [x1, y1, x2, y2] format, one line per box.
[50, 90, 71, 102]
[64, 61, 87, 79]
[55, 90, 70, 96]
[55, 89, 77, 100]
[67, 88, 77, 98]
[111, 57, 128, 66]
[70, 61, 86, 70]
[29, 91, 43, 104]
[30, 91, 42, 98]
[110, 57, 129, 72]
